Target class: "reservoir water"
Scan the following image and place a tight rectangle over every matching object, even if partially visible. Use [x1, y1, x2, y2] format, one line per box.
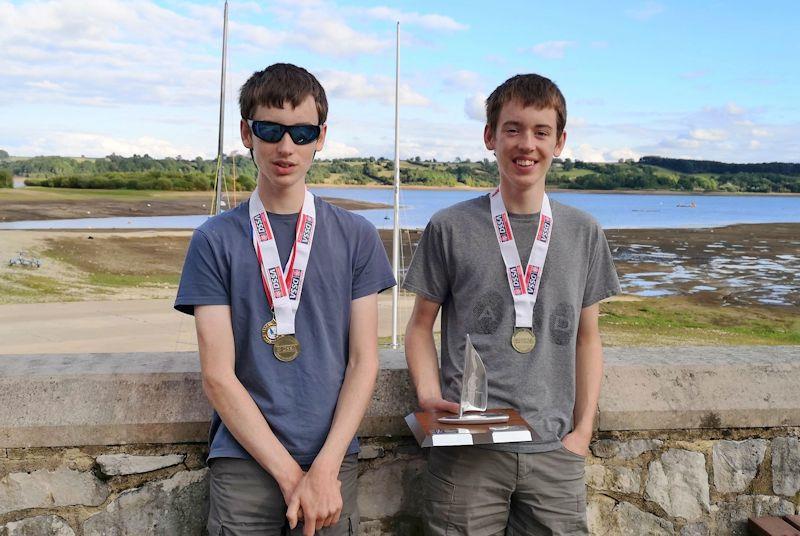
[0, 189, 798, 230]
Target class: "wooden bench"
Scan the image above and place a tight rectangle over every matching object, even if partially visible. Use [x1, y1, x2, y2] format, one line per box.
[749, 516, 800, 535]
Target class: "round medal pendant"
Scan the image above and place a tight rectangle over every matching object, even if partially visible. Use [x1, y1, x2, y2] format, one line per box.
[273, 334, 301, 362]
[511, 327, 536, 354]
[261, 318, 278, 345]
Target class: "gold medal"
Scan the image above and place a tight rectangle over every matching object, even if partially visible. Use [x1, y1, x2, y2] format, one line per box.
[511, 327, 536, 354]
[261, 318, 277, 345]
[273, 334, 300, 362]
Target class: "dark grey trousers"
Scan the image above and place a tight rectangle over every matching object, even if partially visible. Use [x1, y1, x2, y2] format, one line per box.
[207, 454, 359, 536]
[423, 446, 588, 536]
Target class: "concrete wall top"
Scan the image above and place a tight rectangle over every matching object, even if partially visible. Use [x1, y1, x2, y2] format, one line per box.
[1, 346, 798, 448]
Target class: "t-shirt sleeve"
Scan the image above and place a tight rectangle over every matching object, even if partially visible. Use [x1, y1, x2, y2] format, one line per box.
[582, 222, 621, 308]
[174, 229, 230, 315]
[401, 217, 450, 303]
[351, 220, 396, 300]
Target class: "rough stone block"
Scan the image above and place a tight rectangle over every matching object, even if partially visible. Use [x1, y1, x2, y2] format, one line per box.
[645, 449, 710, 521]
[585, 465, 640, 494]
[590, 440, 620, 458]
[82, 469, 208, 536]
[590, 439, 662, 460]
[587, 494, 616, 535]
[712, 439, 767, 493]
[714, 495, 794, 536]
[680, 522, 708, 536]
[357, 459, 424, 520]
[0, 467, 109, 515]
[612, 501, 674, 535]
[357, 446, 385, 460]
[96, 453, 185, 476]
[771, 436, 800, 496]
[0, 515, 75, 536]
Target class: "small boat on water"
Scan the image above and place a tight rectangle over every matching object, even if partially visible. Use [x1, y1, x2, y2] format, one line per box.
[676, 201, 697, 208]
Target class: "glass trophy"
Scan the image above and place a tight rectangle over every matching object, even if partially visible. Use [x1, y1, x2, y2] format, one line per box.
[437, 334, 510, 424]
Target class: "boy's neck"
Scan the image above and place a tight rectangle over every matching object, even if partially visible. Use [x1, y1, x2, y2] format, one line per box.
[499, 179, 545, 214]
[258, 178, 307, 214]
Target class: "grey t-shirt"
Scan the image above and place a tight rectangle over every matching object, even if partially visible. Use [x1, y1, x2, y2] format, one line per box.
[175, 196, 396, 465]
[403, 194, 620, 453]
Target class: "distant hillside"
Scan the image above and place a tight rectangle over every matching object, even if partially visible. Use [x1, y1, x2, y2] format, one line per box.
[2, 153, 798, 193]
[639, 156, 800, 175]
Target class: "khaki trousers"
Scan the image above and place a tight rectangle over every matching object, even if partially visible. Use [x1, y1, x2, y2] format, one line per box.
[207, 454, 358, 536]
[423, 446, 588, 536]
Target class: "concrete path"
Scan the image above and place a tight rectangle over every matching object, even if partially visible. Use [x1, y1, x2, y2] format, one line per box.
[0, 294, 428, 354]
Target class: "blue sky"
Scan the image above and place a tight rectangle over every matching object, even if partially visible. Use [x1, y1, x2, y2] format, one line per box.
[1, 0, 798, 163]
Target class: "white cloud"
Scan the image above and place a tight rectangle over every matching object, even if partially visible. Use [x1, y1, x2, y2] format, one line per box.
[749, 140, 761, 149]
[625, 2, 665, 21]
[317, 70, 429, 106]
[443, 70, 482, 91]
[299, 18, 389, 56]
[528, 41, 576, 60]
[689, 128, 728, 141]
[13, 131, 206, 159]
[318, 140, 360, 159]
[751, 128, 770, 137]
[464, 94, 486, 122]
[560, 143, 639, 163]
[363, 7, 467, 31]
[608, 147, 641, 161]
[726, 102, 745, 115]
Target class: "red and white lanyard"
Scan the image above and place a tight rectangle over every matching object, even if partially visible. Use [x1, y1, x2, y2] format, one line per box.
[489, 188, 553, 328]
[249, 188, 316, 336]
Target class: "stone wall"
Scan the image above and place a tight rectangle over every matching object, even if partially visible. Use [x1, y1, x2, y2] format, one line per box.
[1, 347, 798, 535]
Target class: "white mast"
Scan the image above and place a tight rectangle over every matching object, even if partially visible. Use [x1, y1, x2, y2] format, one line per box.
[391, 21, 401, 349]
[213, 0, 229, 216]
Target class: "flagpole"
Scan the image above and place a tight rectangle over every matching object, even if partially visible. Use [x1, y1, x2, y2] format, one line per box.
[214, 0, 229, 216]
[391, 21, 401, 349]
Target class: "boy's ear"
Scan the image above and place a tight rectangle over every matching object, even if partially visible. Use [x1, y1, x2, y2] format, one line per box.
[241, 119, 253, 149]
[554, 130, 567, 157]
[483, 124, 495, 151]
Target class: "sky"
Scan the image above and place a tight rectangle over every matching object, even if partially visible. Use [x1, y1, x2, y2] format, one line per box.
[1, 0, 798, 163]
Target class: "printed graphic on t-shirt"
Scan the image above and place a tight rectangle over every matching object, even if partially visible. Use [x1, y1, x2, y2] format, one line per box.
[469, 290, 505, 334]
[549, 302, 575, 346]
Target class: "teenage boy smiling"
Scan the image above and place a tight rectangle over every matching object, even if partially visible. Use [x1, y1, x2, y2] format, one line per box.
[403, 74, 620, 534]
[176, 63, 395, 536]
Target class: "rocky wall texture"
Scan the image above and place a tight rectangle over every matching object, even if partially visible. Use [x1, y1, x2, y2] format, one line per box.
[1, 431, 799, 535]
[585, 429, 800, 536]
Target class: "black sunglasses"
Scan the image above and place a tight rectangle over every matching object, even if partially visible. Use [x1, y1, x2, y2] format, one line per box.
[247, 120, 322, 145]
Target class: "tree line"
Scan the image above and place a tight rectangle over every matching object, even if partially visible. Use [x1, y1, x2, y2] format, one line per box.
[1, 151, 798, 193]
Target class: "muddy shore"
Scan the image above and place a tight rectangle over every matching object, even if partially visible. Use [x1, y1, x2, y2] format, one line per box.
[0, 190, 388, 222]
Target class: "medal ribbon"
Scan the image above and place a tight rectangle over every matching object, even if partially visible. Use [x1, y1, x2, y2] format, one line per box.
[489, 188, 554, 328]
[249, 187, 316, 335]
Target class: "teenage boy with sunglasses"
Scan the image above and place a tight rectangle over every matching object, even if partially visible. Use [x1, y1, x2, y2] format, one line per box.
[403, 74, 620, 534]
[176, 63, 395, 536]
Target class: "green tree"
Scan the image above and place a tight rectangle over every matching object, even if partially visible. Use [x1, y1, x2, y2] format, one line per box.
[0, 169, 12, 188]
[0, 149, 9, 159]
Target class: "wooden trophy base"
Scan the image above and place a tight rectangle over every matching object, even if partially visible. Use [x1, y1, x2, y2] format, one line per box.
[405, 408, 535, 447]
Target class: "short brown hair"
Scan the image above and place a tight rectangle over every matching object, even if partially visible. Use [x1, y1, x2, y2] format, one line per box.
[239, 63, 328, 124]
[485, 74, 567, 137]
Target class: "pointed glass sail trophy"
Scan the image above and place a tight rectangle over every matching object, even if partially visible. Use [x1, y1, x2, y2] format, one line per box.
[437, 334, 509, 424]
[404, 334, 534, 447]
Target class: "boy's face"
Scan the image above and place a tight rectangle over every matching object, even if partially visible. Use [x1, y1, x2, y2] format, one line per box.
[484, 99, 566, 192]
[240, 95, 326, 191]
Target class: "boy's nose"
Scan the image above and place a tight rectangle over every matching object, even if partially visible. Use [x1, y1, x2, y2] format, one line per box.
[517, 132, 537, 152]
[275, 132, 295, 154]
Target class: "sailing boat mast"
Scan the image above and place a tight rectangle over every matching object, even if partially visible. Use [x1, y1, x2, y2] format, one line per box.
[391, 21, 401, 349]
[213, 0, 229, 216]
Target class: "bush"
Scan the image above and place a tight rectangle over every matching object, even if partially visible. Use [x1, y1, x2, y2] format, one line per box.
[0, 169, 12, 188]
